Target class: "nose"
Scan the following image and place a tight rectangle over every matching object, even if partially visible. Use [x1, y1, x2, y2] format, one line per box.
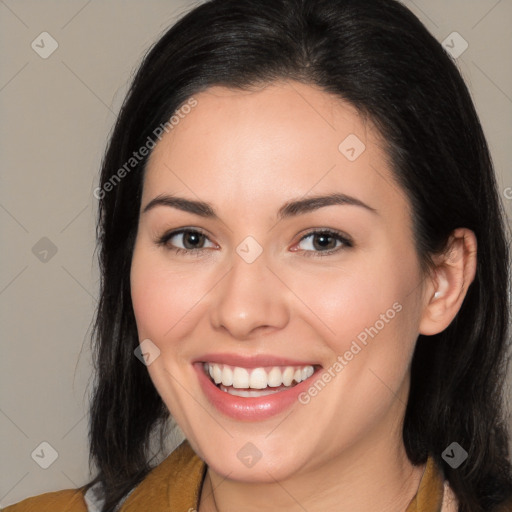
[209, 251, 290, 340]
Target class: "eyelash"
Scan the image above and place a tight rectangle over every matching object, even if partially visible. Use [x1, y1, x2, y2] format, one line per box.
[155, 228, 353, 258]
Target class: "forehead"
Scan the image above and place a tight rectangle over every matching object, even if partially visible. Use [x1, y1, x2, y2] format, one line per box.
[143, 81, 408, 220]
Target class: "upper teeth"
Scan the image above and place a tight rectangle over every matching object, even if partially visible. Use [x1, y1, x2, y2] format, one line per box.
[204, 362, 315, 389]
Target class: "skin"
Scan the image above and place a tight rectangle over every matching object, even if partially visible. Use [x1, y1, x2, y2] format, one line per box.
[130, 80, 477, 511]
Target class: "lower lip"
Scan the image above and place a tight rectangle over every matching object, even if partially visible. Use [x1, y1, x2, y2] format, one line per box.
[193, 363, 319, 421]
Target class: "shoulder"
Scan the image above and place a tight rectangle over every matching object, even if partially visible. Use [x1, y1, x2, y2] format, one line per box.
[1, 488, 87, 512]
[2, 441, 205, 512]
[442, 476, 512, 512]
[120, 440, 206, 511]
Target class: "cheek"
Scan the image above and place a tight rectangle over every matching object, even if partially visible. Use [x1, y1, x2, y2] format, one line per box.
[286, 246, 424, 399]
[292, 254, 419, 347]
[129, 244, 209, 347]
[129, 245, 211, 425]
[290, 253, 422, 442]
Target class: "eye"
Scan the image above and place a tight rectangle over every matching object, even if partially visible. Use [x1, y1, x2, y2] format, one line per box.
[294, 229, 353, 257]
[156, 228, 216, 255]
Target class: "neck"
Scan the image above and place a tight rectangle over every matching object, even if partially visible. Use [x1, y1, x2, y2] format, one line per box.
[198, 421, 426, 512]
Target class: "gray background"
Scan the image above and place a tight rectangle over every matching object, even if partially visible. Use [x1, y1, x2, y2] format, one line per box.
[1, 0, 511, 507]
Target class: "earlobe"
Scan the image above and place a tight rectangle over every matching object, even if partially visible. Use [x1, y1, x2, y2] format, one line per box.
[419, 228, 477, 336]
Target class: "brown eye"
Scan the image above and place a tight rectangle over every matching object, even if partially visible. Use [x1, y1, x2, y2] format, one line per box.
[311, 233, 338, 251]
[180, 230, 207, 249]
[157, 228, 216, 254]
[296, 229, 353, 256]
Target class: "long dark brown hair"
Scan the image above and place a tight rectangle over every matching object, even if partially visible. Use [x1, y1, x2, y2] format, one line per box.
[83, 1, 512, 510]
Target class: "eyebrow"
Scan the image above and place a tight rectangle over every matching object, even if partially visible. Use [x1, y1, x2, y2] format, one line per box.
[143, 194, 217, 218]
[142, 192, 378, 219]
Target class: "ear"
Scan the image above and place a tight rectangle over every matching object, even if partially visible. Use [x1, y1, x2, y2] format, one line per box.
[419, 228, 477, 336]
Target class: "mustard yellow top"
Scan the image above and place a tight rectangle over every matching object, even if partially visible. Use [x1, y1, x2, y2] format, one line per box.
[2, 440, 510, 511]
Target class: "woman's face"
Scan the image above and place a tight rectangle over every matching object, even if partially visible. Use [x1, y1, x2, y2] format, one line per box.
[130, 81, 430, 481]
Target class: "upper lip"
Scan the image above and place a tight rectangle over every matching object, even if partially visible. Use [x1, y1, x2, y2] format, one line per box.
[194, 353, 321, 368]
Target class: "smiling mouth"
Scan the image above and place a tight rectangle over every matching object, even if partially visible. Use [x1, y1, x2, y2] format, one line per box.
[202, 362, 320, 397]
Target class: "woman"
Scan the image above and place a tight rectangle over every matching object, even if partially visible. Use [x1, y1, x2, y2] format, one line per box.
[5, 0, 512, 511]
